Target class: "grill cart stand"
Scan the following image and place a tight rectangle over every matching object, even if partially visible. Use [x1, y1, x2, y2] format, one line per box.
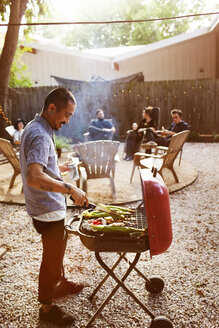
[66, 228, 173, 328]
[89, 252, 173, 328]
[66, 168, 174, 328]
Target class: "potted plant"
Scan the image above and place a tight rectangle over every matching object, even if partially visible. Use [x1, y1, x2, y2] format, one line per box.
[53, 134, 72, 158]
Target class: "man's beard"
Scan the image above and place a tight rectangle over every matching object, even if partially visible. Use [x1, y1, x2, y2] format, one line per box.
[54, 122, 65, 130]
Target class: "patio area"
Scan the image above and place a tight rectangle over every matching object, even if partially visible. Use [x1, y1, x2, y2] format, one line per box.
[0, 142, 218, 328]
[0, 143, 197, 205]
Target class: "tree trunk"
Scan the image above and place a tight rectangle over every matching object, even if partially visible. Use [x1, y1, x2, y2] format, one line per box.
[0, 0, 28, 138]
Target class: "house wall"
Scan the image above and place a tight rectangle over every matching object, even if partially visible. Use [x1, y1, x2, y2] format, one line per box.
[22, 50, 113, 85]
[117, 32, 216, 81]
[22, 30, 216, 85]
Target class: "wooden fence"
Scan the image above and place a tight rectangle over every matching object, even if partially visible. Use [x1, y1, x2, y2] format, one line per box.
[5, 78, 219, 142]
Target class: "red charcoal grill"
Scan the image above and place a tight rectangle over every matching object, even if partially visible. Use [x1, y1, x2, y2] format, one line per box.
[65, 168, 174, 328]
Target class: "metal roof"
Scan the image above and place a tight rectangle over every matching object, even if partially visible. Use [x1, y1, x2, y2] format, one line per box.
[21, 15, 218, 63]
[84, 16, 219, 62]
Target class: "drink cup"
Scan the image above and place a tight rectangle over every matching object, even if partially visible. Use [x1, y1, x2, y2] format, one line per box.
[68, 163, 79, 180]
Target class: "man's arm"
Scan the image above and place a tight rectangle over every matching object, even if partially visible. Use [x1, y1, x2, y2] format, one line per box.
[104, 120, 115, 133]
[26, 163, 88, 206]
[88, 125, 104, 132]
[88, 120, 105, 133]
[162, 129, 176, 136]
[104, 127, 115, 133]
[164, 122, 189, 135]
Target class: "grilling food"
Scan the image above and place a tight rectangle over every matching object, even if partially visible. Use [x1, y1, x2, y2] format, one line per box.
[83, 205, 134, 220]
[82, 205, 146, 234]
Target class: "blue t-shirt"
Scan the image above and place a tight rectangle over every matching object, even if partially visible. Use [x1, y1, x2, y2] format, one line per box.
[88, 119, 114, 141]
[19, 114, 66, 217]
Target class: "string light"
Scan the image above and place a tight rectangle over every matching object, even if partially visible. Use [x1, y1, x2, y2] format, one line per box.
[74, 85, 215, 98]
[0, 106, 13, 126]
[2, 85, 215, 125]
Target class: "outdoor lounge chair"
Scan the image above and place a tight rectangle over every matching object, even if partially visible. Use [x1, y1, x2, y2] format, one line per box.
[73, 140, 120, 198]
[130, 130, 190, 183]
[0, 138, 21, 188]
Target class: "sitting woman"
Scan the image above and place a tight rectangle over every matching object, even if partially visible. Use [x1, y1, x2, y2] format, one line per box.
[13, 118, 25, 145]
[124, 107, 156, 160]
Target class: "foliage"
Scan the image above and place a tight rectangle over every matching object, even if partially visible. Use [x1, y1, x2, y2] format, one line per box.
[9, 46, 33, 88]
[213, 133, 219, 141]
[188, 132, 219, 142]
[187, 131, 200, 142]
[0, 0, 48, 89]
[60, 0, 211, 49]
[0, 0, 10, 22]
[53, 134, 72, 150]
[0, 0, 48, 32]
[23, 0, 49, 35]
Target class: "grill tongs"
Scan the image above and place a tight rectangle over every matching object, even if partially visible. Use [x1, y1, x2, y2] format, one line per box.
[70, 196, 125, 220]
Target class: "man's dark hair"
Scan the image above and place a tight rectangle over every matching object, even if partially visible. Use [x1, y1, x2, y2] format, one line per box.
[96, 109, 103, 116]
[13, 118, 26, 130]
[43, 87, 76, 112]
[171, 109, 183, 118]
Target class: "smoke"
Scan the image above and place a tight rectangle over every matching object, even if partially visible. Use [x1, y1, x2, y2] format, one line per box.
[53, 76, 116, 143]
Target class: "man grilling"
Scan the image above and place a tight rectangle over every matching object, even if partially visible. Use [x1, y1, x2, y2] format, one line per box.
[19, 87, 88, 326]
[88, 109, 115, 141]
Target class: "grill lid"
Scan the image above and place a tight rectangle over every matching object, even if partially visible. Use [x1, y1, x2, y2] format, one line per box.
[140, 168, 172, 257]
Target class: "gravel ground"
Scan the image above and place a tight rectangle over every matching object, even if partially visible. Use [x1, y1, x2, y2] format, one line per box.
[0, 142, 218, 328]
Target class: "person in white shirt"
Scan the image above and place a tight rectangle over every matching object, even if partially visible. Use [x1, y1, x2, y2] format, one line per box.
[13, 118, 25, 145]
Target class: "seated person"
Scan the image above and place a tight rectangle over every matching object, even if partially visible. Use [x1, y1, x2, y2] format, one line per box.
[13, 118, 25, 145]
[88, 109, 115, 141]
[124, 106, 156, 161]
[124, 122, 138, 160]
[145, 109, 189, 147]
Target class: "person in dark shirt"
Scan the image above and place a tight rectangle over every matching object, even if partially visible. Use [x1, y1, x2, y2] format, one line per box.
[88, 109, 115, 141]
[124, 107, 156, 160]
[145, 108, 189, 147]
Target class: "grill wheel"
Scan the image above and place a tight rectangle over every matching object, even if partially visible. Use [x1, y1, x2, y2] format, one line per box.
[145, 275, 165, 294]
[150, 316, 174, 328]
